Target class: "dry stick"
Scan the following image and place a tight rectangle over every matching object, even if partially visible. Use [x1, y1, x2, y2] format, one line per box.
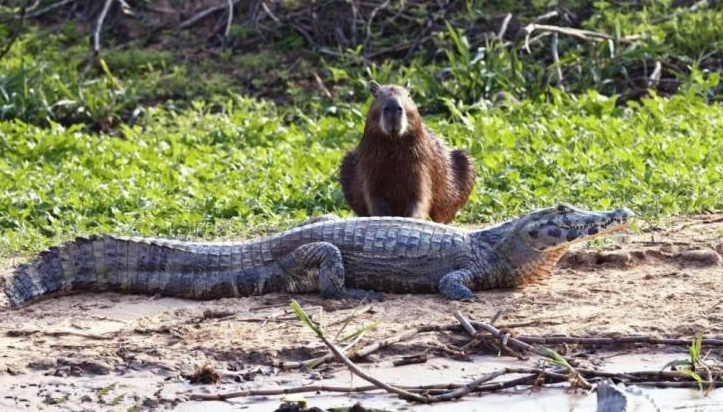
[649, 61, 662, 88]
[189, 362, 719, 402]
[456, 312, 591, 390]
[260, 1, 280, 24]
[92, 0, 115, 57]
[319, 334, 431, 402]
[223, 0, 234, 39]
[179, 0, 243, 29]
[429, 370, 507, 401]
[512, 335, 723, 346]
[26, 0, 74, 18]
[457, 312, 524, 358]
[636, 381, 723, 389]
[550, 32, 563, 88]
[188, 367, 570, 401]
[6, 329, 117, 340]
[532, 10, 559, 23]
[280, 320, 723, 370]
[278, 323, 432, 370]
[489, 309, 504, 326]
[327, 305, 373, 327]
[363, 0, 391, 52]
[497, 13, 512, 40]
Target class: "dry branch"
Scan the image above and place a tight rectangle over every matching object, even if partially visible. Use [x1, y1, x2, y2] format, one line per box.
[524, 23, 633, 43]
[179, 0, 243, 29]
[223, 0, 234, 39]
[279, 317, 723, 370]
[7, 328, 117, 340]
[189, 361, 718, 402]
[92, 0, 115, 57]
[497, 13, 512, 39]
[550, 32, 563, 87]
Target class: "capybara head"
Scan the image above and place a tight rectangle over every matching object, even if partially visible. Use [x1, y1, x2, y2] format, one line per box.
[366, 81, 421, 138]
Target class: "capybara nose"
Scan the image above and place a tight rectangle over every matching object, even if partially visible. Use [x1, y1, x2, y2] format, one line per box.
[384, 101, 403, 115]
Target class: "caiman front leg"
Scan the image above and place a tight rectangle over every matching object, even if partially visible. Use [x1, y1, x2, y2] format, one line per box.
[282, 242, 380, 300]
[438, 269, 476, 301]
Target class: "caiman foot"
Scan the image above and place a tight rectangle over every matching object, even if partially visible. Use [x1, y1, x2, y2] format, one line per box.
[438, 270, 477, 301]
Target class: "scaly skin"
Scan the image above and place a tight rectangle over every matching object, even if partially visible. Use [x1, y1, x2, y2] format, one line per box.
[3, 204, 633, 308]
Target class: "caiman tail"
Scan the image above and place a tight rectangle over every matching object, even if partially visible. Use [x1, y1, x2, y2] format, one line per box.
[3, 235, 259, 308]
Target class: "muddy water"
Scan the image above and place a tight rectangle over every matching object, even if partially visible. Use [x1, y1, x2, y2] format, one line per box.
[176, 354, 723, 412]
[2, 348, 722, 411]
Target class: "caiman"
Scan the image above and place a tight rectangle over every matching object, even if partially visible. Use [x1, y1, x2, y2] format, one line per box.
[4, 204, 632, 307]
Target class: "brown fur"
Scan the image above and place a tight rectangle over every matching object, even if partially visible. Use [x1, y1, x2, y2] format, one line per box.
[339, 82, 476, 223]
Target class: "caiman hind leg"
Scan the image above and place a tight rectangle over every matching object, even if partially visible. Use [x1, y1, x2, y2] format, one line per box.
[281, 242, 380, 300]
[438, 269, 476, 301]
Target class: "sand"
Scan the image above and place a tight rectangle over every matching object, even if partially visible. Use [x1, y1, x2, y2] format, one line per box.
[1, 214, 722, 411]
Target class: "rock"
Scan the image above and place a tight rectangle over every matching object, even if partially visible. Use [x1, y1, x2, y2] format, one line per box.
[560, 251, 596, 268]
[27, 358, 57, 370]
[142, 398, 160, 409]
[4, 362, 28, 375]
[595, 251, 632, 267]
[56, 358, 112, 375]
[679, 249, 722, 266]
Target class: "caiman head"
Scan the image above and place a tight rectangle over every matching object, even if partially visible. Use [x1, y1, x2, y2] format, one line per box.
[473, 203, 634, 287]
[514, 203, 634, 251]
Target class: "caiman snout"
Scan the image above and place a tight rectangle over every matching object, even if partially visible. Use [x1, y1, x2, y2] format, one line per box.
[518, 204, 634, 251]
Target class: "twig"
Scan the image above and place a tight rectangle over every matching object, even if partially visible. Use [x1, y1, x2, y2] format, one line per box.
[550, 32, 563, 87]
[260, 1, 280, 24]
[524, 23, 633, 43]
[393, 353, 428, 366]
[278, 323, 430, 370]
[648, 60, 662, 88]
[25, 0, 75, 18]
[6, 329, 116, 340]
[179, 0, 243, 29]
[223, 0, 234, 40]
[532, 10, 559, 23]
[363, 0, 391, 52]
[79, 0, 115, 74]
[635, 381, 723, 389]
[280, 319, 723, 370]
[327, 304, 372, 327]
[189, 360, 720, 402]
[489, 309, 504, 326]
[430, 370, 507, 401]
[188, 366, 568, 401]
[92, 0, 115, 57]
[497, 13, 512, 40]
[320, 335, 430, 402]
[455, 312, 591, 389]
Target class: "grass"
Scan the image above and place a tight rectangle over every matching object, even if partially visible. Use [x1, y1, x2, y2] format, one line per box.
[1, 87, 722, 256]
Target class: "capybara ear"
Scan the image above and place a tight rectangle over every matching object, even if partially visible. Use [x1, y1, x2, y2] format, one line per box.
[404, 79, 411, 91]
[369, 81, 381, 96]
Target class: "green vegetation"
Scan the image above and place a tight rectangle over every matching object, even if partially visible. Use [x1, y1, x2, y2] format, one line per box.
[0, 1, 722, 256]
